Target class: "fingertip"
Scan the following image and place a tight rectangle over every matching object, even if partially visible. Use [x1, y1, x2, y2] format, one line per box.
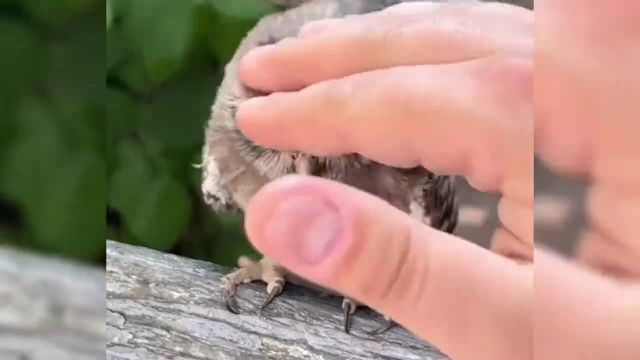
[244, 175, 303, 251]
[238, 46, 277, 91]
[244, 175, 356, 281]
[235, 95, 267, 136]
[239, 38, 306, 92]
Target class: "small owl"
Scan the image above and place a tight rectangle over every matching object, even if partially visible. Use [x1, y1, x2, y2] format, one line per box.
[200, 0, 458, 334]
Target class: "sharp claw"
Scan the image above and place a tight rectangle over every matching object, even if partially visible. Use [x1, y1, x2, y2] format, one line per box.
[222, 278, 241, 314]
[260, 280, 284, 310]
[367, 320, 396, 336]
[260, 287, 279, 309]
[223, 287, 241, 314]
[342, 302, 354, 334]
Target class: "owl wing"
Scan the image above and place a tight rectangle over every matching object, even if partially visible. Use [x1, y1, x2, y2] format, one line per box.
[199, 144, 243, 214]
[402, 167, 458, 234]
[419, 175, 459, 233]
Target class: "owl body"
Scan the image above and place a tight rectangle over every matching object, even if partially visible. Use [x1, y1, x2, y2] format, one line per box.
[202, 0, 457, 229]
[200, 0, 458, 329]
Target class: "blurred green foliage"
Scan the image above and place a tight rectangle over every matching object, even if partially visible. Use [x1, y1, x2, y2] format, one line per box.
[0, 0, 283, 266]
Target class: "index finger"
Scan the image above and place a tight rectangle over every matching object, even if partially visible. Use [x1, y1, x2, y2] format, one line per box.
[237, 56, 532, 202]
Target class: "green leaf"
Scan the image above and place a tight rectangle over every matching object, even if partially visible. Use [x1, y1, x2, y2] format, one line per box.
[206, 10, 259, 64]
[112, 54, 154, 95]
[122, 0, 195, 84]
[107, 25, 127, 71]
[20, 0, 95, 28]
[106, 88, 139, 176]
[0, 96, 105, 260]
[107, 88, 140, 147]
[48, 12, 105, 105]
[30, 152, 106, 260]
[0, 113, 17, 165]
[0, 18, 49, 110]
[110, 0, 131, 19]
[130, 176, 191, 251]
[109, 140, 192, 251]
[107, 0, 113, 30]
[209, 0, 279, 19]
[0, 98, 66, 207]
[55, 98, 105, 155]
[204, 0, 280, 63]
[140, 67, 220, 149]
[207, 212, 256, 266]
[108, 139, 153, 210]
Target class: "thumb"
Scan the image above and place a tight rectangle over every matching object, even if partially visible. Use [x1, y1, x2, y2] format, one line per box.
[245, 175, 531, 360]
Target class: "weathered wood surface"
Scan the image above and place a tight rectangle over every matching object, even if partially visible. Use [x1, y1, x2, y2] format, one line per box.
[106, 240, 449, 360]
[0, 246, 105, 360]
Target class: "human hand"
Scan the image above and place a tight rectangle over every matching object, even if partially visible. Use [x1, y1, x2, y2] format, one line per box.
[536, 0, 640, 359]
[238, 1, 534, 258]
[236, 2, 533, 360]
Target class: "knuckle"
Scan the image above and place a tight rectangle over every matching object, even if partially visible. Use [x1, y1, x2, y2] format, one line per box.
[319, 75, 365, 109]
[474, 55, 533, 107]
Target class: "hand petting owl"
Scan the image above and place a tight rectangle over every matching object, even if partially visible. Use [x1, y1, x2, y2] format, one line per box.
[200, 0, 532, 335]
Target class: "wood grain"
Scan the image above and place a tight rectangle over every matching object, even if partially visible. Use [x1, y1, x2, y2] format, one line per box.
[106, 240, 449, 360]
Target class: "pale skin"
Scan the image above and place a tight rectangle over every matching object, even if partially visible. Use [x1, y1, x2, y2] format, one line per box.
[234, 1, 640, 360]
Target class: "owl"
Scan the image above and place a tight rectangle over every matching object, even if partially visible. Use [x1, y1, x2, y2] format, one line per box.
[200, 0, 458, 334]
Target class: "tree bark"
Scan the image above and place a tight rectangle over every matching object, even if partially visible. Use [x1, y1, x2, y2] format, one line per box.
[106, 240, 449, 360]
[0, 246, 105, 360]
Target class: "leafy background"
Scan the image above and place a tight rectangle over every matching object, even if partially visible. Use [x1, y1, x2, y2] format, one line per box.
[0, 0, 284, 267]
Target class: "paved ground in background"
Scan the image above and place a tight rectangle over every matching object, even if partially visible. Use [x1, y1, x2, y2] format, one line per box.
[453, 157, 587, 257]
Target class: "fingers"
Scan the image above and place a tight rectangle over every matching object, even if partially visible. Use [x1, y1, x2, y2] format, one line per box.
[245, 175, 532, 360]
[237, 56, 533, 201]
[239, 2, 532, 92]
[535, 0, 640, 274]
[535, 249, 640, 360]
[495, 195, 534, 258]
[575, 185, 640, 278]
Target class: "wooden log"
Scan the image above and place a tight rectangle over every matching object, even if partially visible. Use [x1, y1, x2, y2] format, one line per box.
[0, 246, 105, 360]
[106, 240, 449, 360]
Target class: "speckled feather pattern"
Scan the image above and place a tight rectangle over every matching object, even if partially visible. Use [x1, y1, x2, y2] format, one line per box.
[201, 0, 458, 234]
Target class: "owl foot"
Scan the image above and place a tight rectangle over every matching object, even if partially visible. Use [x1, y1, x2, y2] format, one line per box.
[342, 298, 397, 335]
[221, 256, 286, 313]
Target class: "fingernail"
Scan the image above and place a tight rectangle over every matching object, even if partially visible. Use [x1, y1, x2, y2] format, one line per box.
[262, 194, 342, 265]
[238, 45, 276, 88]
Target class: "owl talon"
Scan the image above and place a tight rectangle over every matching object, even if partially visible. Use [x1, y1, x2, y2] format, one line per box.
[224, 290, 241, 314]
[220, 257, 262, 314]
[260, 279, 284, 310]
[342, 298, 358, 333]
[221, 276, 243, 314]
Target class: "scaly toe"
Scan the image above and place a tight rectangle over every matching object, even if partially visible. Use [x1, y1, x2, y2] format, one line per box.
[260, 279, 284, 310]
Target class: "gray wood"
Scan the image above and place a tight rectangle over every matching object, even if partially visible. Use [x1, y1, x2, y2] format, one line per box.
[106, 240, 449, 360]
[0, 246, 105, 360]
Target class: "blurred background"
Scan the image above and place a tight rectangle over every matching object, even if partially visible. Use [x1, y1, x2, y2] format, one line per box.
[105, 0, 287, 267]
[0, 0, 290, 268]
[0, 0, 104, 262]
